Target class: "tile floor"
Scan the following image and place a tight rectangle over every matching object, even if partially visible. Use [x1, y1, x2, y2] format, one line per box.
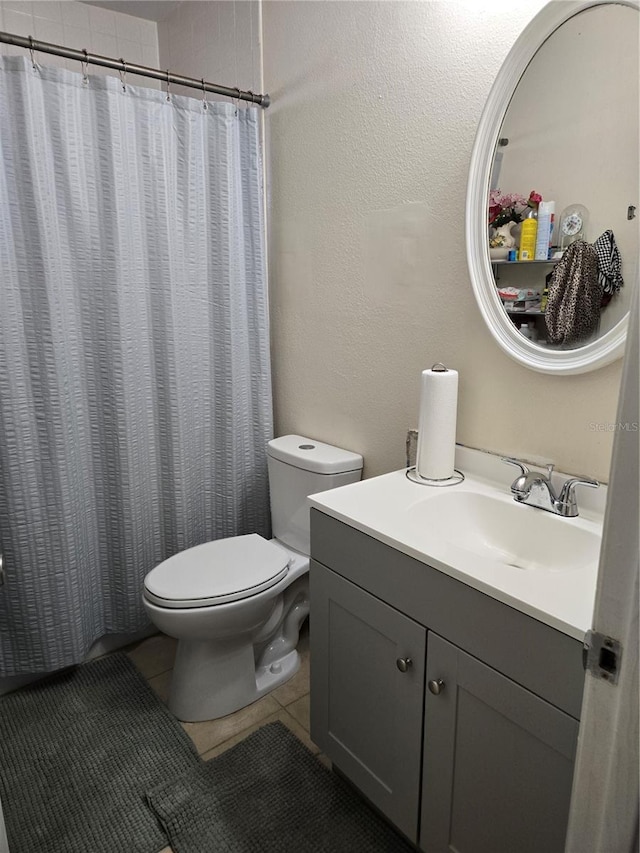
[124, 622, 325, 853]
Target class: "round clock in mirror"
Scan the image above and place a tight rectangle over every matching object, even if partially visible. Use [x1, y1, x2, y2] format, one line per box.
[558, 205, 589, 253]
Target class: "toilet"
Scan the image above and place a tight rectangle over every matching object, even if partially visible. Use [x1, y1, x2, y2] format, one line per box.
[142, 435, 363, 722]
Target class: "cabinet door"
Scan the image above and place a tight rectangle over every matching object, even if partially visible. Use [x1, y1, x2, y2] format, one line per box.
[310, 561, 426, 842]
[420, 633, 579, 853]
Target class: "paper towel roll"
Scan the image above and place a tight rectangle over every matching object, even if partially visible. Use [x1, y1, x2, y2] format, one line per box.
[415, 365, 458, 480]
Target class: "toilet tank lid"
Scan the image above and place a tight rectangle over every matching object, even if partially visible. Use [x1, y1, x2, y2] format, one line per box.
[267, 435, 363, 475]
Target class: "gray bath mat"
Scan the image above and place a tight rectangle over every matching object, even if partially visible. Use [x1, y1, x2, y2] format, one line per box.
[0, 652, 200, 853]
[147, 721, 414, 852]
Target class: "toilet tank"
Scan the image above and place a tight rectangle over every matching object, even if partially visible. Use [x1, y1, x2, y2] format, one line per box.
[267, 435, 363, 555]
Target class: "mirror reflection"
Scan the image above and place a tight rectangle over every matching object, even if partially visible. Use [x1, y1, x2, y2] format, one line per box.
[487, 3, 638, 350]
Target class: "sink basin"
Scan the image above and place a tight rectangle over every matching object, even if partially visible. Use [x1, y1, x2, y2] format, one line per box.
[406, 490, 601, 573]
[308, 447, 605, 639]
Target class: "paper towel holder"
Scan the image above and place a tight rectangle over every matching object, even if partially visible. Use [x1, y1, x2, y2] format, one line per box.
[407, 362, 464, 487]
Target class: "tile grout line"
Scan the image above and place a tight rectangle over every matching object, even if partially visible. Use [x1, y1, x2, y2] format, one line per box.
[145, 666, 173, 680]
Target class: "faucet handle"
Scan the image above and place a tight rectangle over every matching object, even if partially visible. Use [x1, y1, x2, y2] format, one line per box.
[558, 476, 599, 516]
[501, 457, 530, 477]
[559, 476, 599, 498]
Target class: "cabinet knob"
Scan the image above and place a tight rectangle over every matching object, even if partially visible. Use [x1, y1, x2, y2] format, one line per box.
[396, 657, 412, 673]
[428, 678, 445, 695]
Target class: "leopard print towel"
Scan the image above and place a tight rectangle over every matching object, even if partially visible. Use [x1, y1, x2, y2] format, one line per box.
[545, 241, 601, 347]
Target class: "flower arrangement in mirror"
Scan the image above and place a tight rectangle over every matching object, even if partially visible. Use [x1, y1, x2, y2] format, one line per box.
[488, 190, 541, 249]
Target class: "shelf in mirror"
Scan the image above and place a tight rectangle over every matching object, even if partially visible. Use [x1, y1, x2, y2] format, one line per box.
[491, 258, 560, 266]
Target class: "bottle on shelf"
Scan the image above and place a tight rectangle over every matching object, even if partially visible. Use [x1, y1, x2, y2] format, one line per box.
[520, 323, 533, 340]
[519, 209, 538, 261]
[540, 287, 548, 312]
[540, 272, 552, 312]
[535, 201, 555, 260]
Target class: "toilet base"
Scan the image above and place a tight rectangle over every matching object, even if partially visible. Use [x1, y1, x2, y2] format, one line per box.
[168, 640, 301, 722]
[255, 649, 300, 699]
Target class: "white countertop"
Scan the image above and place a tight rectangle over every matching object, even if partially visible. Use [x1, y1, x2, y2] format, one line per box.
[308, 446, 604, 641]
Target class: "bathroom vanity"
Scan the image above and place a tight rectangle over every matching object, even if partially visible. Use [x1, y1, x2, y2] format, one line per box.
[308, 448, 603, 853]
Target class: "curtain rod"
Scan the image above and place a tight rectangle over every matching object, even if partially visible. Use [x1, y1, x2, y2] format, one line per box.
[0, 30, 270, 108]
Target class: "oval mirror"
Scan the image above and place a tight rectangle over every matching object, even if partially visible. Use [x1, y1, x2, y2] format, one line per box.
[466, 0, 639, 375]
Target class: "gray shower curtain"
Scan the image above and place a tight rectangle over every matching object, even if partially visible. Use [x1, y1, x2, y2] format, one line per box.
[0, 57, 272, 676]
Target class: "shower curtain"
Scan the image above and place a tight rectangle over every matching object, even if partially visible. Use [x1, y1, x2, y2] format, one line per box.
[0, 57, 272, 676]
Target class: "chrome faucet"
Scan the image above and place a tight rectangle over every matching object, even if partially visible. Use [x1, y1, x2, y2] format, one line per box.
[501, 457, 599, 518]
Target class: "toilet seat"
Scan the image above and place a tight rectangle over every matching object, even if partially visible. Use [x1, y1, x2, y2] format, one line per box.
[143, 534, 290, 609]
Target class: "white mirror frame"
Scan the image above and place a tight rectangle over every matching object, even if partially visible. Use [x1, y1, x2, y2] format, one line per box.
[466, 0, 637, 375]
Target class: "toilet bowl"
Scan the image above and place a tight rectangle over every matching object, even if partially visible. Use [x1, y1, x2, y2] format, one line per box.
[142, 435, 363, 722]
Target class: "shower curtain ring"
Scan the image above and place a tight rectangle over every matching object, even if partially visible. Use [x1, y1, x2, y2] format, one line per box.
[166, 69, 171, 102]
[28, 35, 36, 70]
[235, 87, 241, 116]
[201, 77, 208, 111]
[119, 59, 127, 92]
[81, 48, 89, 83]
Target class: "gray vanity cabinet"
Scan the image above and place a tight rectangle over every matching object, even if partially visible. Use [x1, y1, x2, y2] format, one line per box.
[422, 633, 578, 853]
[310, 509, 584, 853]
[310, 564, 426, 843]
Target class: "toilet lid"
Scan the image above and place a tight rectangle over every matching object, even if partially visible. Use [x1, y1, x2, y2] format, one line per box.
[143, 534, 291, 609]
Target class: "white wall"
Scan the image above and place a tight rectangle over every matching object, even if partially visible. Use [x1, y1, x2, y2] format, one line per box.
[262, 0, 624, 481]
[158, 0, 261, 100]
[0, 1, 159, 85]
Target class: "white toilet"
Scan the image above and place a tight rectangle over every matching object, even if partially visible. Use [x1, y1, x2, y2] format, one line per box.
[142, 435, 363, 722]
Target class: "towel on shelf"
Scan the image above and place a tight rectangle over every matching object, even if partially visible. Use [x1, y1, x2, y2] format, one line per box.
[594, 229, 624, 307]
[545, 240, 601, 347]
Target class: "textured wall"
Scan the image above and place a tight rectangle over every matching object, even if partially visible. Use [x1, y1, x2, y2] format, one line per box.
[0, 1, 158, 83]
[262, 0, 623, 481]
